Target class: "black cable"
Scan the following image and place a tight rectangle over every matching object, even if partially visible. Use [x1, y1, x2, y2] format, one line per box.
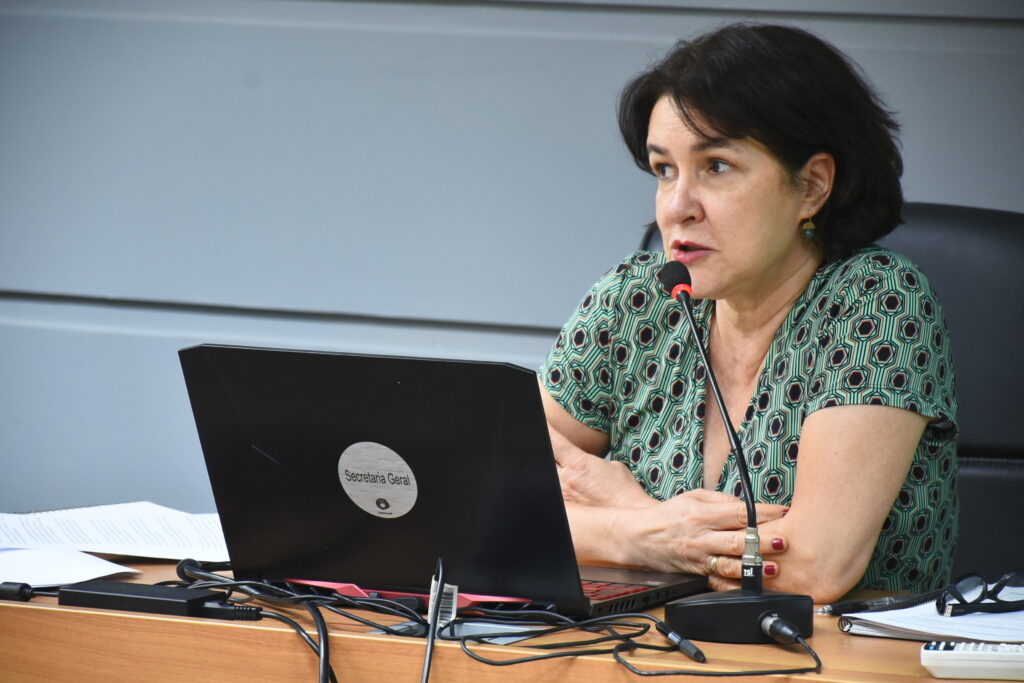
[304, 601, 333, 683]
[321, 602, 424, 637]
[456, 611, 823, 677]
[178, 564, 299, 602]
[445, 613, 651, 644]
[261, 610, 339, 683]
[421, 558, 445, 683]
[171, 559, 825, 678]
[262, 610, 322, 652]
[462, 606, 577, 625]
[797, 638, 823, 672]
[453, 614, 653, 666]
[179, 560, 427, 629]
[459, 637, 626, 666]
[456, 621, 649, 652]
[182, 560, 420, 631]
[612, 634, 822, 677]
[317, 591, 426, 624]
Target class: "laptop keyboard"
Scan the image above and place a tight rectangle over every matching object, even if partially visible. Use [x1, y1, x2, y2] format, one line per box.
[581, 580, 650, 602]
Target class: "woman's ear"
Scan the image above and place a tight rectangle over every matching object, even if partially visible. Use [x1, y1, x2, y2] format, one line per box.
[800, 152, 836, 216]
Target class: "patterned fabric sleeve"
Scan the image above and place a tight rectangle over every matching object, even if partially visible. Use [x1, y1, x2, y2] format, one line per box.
[804, 250, 958, 435]
[539, 258, 631, 434]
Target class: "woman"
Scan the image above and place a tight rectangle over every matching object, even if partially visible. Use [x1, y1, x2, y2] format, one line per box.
[540, 23, 957, 603]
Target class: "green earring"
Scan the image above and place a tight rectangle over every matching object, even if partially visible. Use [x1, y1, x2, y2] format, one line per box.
[801, 219, 816, 240]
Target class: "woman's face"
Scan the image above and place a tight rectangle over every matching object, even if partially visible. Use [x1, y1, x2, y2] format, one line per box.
[647, 96, 821, 305]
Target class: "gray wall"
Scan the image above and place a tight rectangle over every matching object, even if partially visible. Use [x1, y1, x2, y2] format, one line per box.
[2, 0, 1022, 513]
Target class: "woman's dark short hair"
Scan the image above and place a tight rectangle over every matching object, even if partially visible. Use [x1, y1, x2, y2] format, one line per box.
[619, 23, 903, 258]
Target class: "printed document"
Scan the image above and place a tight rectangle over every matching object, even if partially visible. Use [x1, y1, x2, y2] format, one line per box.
[0, 501, 228, 562]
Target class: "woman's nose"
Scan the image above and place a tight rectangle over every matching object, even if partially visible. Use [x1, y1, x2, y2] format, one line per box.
[660, 178, 703, 226]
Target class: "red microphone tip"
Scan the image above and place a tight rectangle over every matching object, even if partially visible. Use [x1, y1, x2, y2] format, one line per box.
[671, 283, 692, 299]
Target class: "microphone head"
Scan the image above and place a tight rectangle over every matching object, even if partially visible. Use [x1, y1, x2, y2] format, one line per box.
[658, 261, 693, 299]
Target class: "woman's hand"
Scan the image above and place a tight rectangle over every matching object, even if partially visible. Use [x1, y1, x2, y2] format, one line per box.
[614, 489, 790, 586]
[563, 489, 790, 587]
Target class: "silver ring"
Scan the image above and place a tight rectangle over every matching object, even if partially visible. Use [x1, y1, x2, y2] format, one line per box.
[707, 554, 720, 576]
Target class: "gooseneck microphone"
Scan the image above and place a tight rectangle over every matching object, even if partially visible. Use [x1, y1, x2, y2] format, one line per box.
[656, 261, 813, 645]
[658, 262, 763, 591]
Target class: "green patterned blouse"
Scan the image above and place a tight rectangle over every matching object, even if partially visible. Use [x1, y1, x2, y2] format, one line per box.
[541, 247, 958, 592]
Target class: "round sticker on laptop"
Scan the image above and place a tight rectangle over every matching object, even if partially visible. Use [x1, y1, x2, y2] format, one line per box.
[338, 442, 418, 519]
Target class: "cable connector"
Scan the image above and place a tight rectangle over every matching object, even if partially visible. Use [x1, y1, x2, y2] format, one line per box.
[742, 527, 763, 567]
[655, 620, 707, 662]
[740, 526, 764, 592]
[198, 601, 263, 621]
[0, 582, 35, 602]
[760, 613, 802, 645]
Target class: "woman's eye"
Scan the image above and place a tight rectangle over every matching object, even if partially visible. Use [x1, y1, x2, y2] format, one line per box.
[708, 159, 732, 174]
[652, 163, 673, 179]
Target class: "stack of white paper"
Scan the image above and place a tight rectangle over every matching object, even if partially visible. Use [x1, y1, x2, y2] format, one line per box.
[0, 548, 140, 587]
[0, 501, 229, 586]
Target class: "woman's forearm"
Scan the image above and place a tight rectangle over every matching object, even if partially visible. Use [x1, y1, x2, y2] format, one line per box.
[755, 514, 876, 603]
[564, 502, 639, 568]
[762, 406, 928, 603]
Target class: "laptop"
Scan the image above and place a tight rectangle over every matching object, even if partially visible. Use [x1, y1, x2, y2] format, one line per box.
[178, 343, 706, 616]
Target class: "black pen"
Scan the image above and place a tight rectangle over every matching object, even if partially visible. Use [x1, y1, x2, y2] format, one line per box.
[816, 594, 930, 616]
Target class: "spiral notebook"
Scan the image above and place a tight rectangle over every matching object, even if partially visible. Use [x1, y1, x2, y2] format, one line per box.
[839, 591, 1024, 643]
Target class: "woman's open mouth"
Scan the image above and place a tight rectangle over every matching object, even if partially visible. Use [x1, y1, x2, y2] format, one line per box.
[672, 240, 713, 264]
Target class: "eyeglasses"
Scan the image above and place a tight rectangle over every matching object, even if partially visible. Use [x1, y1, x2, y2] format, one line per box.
[936, 570, 1024, 617]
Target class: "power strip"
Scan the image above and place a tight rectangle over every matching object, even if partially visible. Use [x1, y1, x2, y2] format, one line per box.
[921, 641, 1024, 680]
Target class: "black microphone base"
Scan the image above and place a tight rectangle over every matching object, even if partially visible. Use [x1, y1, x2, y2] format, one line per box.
[664, 589, 813, 644]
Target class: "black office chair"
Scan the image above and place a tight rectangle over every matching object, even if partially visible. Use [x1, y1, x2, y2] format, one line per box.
[641, 202, 1024, 580]
[881, 202, 1024, 580]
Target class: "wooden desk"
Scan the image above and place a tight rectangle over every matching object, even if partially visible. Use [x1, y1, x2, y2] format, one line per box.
[0, 561, 966, 682]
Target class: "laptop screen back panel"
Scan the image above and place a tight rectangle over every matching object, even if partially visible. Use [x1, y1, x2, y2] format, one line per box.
[179, 344, 590, 615]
